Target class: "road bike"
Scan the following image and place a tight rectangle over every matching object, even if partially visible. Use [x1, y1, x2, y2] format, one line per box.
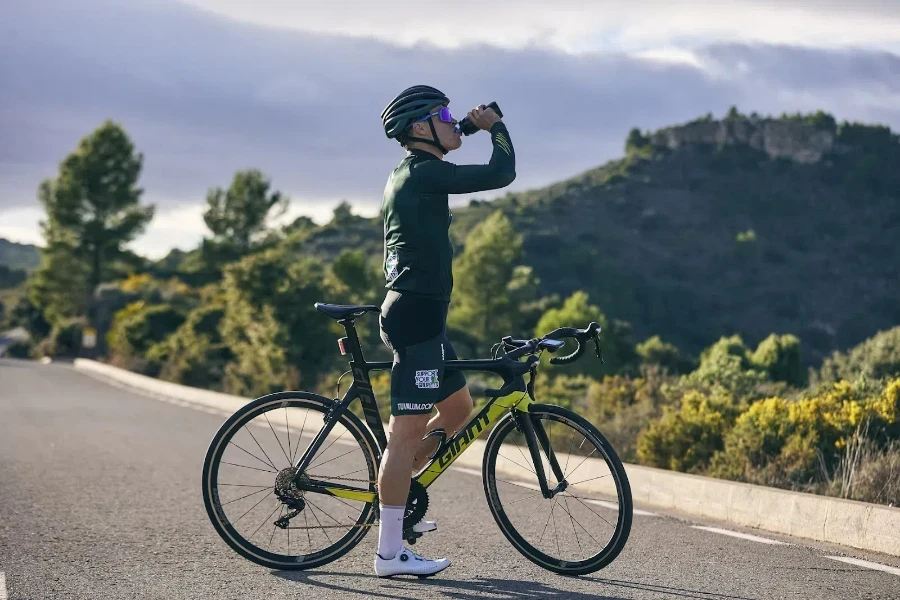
[201, 302, 633, 575]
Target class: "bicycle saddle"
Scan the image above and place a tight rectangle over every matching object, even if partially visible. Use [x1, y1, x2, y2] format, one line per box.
[314, 302, 381, 320]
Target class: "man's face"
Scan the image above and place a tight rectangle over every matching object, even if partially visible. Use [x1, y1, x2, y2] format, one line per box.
[413, 105, 462, 152]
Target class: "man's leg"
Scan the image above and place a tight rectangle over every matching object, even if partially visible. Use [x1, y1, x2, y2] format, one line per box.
[374, 291, 451, 576]
[376, 412, 431, 559]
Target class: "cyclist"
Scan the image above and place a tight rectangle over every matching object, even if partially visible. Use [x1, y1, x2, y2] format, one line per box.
[375, 85, 516, 577]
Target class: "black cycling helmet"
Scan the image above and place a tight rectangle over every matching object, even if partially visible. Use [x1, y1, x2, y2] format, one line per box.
[381, 85, 451, 153]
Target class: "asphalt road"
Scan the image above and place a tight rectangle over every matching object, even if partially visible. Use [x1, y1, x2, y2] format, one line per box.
[1, 358, 899, 600]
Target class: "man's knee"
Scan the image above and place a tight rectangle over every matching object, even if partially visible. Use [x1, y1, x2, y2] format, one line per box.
[439, 386, 474, 431]
[387, 413, 431, 450]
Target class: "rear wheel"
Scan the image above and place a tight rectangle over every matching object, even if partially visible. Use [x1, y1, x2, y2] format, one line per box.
[482, 405, 632, 575]
[202, 391, 380, 570]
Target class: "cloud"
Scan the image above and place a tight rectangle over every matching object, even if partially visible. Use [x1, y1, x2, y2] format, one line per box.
[1, 0, 899, 257]
[178, 0, 900, 53]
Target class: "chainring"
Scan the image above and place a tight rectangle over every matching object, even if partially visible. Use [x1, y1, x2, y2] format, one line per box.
[402, 480, 429, 530]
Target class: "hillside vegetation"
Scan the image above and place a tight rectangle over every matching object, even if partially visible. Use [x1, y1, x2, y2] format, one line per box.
[144, 109, 900, 367]
[2, 109, 898, 506]
[0, 238, 40, 272]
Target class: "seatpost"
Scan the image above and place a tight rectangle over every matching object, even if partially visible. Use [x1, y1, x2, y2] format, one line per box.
[337, 319, 367, 367]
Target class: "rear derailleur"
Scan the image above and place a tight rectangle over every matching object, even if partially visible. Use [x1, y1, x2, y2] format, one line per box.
[273, 467, 306, 529]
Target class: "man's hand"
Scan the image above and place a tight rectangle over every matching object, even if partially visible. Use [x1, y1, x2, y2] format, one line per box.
[467, 104, 502, 131]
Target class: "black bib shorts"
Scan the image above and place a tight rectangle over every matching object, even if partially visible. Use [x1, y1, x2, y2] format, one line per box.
[378, 290, 467, 416]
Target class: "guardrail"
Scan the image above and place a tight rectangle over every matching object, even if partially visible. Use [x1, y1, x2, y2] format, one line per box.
[72, 358, 900, 558]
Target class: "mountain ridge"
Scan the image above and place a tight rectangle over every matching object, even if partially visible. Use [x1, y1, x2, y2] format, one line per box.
[275, 110, 900, 366]
[0, 238, 41, 271]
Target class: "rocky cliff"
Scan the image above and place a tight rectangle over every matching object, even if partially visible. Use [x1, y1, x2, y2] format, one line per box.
[649, 117, 837, 164]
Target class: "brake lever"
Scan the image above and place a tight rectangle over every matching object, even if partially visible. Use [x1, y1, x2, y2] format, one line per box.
[526, 367, 536, 401]
[593, 334, 605, 364]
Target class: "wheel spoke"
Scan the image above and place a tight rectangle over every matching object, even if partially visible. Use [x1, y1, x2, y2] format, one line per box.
[497, 478, 540, 492]
[246, 427, 279, 473]
[568, 474, 611, 486]
[565, 493, 617, 531]
[305, 500, 332, 544]
[565, 446, 598, 479]
[285, 406, 292, 467]
[515, 443, 535, 474]
[309, 429, 349, 467]
[308, 446, 359, 471]
[249, 501, 283, 540]
[228, 442, 277, 471]
[230, 487, 274, 522]
[293, 408, 310, 464]
[221, 461, 276, 474]
[264, 412, 291, 465]
[538, 498, 556, 545]
[222, 485, 273, 508]
[305, 497, 353, 529]
[557, 495, 602, 547]
[497, 453, 536, 475]
[562, 496, 585, 560]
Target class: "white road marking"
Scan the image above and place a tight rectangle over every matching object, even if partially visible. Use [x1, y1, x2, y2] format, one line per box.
[691, 525, 790, 545]
[451, 466, 657, 516]
[1, 571, 8, 600]
[450, 466, 487, 479]
[825, 556, 900, 577]
[584, 498, 658, 517]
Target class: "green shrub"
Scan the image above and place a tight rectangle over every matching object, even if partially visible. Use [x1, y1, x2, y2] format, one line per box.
[51, 318, 86, 357]
[586, 366, 678, 462]
[5, 339, 35, 359]
[146, 304, 232, 390]
[106, 301, 186, 373]
[636, 389, 739, 473]
[220, 248, 341, 397]
[682, 335, 769, 401]
[636, 335, 695, 374]
[817, 326, 900, 384]
[751, 333, 805, 387]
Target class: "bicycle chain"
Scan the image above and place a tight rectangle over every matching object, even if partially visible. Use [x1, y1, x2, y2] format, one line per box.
[308, 475, 377, 484]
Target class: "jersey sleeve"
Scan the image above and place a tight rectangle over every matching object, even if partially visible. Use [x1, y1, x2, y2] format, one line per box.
[415, 122, 516, 194]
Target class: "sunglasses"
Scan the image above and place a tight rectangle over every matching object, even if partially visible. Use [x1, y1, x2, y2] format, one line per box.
[413, 106, 454, 124]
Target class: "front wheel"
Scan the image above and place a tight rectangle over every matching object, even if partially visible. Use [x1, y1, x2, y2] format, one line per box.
[482, 404, 633, 575]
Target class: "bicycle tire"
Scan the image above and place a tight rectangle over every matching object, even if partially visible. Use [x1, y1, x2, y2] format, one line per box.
[201, 391, 380, 570]
[482, 404, 633, 575]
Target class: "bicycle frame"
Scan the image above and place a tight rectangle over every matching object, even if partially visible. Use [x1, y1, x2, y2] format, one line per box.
[291, 316, 567, 504]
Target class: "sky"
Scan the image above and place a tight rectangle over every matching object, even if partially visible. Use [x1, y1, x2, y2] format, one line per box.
[2, 0, 900, 258]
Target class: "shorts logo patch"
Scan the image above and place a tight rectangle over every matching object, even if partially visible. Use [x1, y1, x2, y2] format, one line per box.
[415, 369, 440, 389]
[397, 402, 434, 412]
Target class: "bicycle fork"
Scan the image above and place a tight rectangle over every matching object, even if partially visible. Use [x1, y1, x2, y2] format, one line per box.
[513, 410, 568, 499]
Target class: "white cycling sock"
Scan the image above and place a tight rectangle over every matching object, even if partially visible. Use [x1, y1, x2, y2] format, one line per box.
[377, 504, 405, 559]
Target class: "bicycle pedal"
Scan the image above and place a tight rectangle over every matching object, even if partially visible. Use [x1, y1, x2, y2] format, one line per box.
[403, 528, 423, 545]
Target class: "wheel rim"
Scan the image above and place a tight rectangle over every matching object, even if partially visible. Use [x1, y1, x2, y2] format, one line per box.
[486, 410, 629, 570]
[203, 398, 377, 567]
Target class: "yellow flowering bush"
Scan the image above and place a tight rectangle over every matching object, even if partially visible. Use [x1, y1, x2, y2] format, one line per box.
[709, 378, 900, 487]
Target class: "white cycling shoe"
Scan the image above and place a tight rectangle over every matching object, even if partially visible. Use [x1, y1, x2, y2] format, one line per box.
[412, 519, 437, 533]
[375, 517, 437, 534]
[374, 546, 450, 578]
